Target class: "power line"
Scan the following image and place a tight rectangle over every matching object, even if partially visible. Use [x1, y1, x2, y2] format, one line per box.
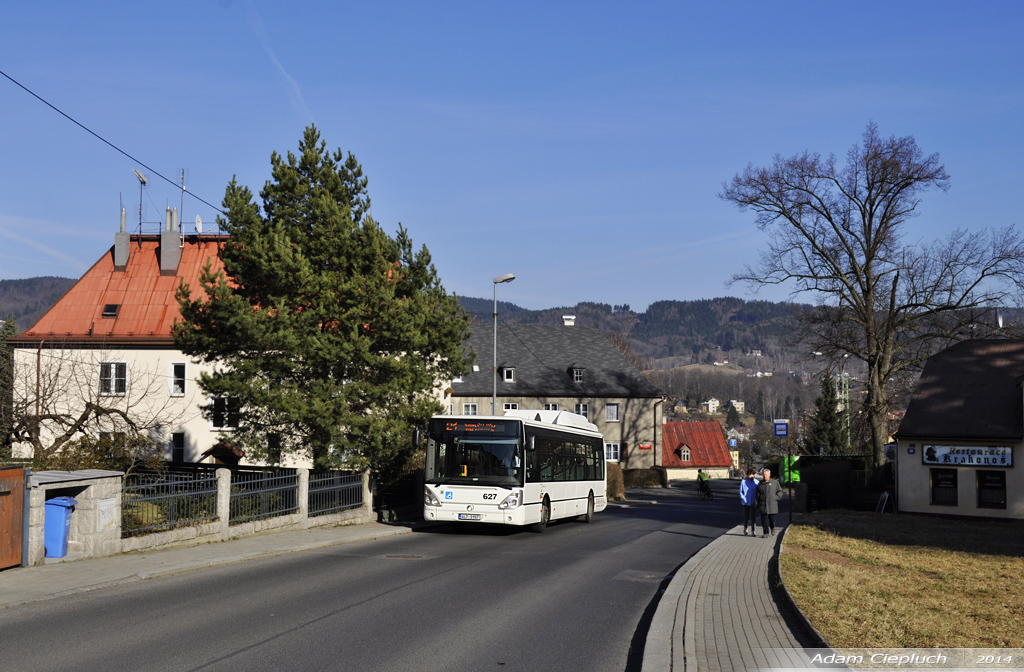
[0, 67, 224, 214]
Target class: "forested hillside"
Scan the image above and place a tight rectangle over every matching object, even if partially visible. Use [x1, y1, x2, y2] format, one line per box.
[459, 295, 810, 372]
[0, 277, 76, 333]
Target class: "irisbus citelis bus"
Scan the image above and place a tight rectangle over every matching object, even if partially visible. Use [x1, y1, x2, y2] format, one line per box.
[422, 409, 607, 531]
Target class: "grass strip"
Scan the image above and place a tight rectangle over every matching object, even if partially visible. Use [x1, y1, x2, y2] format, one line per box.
[780, 510, 1024, 648]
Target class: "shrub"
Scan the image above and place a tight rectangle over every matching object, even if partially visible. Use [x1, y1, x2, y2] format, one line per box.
[622, 468, 665, 488]
[606, 462, 625, 500]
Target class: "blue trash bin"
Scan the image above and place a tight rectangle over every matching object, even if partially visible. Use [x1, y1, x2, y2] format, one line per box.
[44, 496, 78, 558]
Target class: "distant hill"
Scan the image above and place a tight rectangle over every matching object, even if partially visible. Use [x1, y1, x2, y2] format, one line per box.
[458, 296, 811, 372]
[0, 277, 77, 333]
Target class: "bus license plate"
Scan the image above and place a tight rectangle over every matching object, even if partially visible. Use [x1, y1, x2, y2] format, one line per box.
[458, 514, 481, 520]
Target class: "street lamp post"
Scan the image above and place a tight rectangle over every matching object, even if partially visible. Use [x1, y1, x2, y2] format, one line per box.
[492, 273, 515, 415]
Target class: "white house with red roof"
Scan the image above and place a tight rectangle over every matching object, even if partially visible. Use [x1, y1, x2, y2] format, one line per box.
[662, 420, 736, 480]
[8, 212, 261, 465]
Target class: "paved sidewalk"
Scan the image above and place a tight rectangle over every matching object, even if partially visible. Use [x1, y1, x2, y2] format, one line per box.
[643, 523, 814, 671]
[0, 522, 413, 610]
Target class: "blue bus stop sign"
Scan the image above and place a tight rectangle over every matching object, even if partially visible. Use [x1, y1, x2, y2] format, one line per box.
[774, 420, 789, 438]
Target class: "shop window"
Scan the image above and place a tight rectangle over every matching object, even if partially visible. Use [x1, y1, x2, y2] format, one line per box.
[977, 470, 1006, 509]
[930, 468, 958, 506]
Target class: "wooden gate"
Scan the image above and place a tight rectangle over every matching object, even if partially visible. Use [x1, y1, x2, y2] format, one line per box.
[0, 465, 25, 570]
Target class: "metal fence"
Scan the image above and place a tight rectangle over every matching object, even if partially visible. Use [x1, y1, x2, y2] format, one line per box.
[229, 469, 299, 525]
[122, 471, 219, 538]
[309, 471, 363, 517]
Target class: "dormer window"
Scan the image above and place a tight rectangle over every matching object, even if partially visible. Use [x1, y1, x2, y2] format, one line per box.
[503, 367, 515, 383]
[573, 368, 585, 383]
[102, 304, 120, 318]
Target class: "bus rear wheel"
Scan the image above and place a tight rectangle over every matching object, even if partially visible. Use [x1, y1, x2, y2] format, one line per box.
[579, 491, 594, 523]
[532, 497, 550, 533]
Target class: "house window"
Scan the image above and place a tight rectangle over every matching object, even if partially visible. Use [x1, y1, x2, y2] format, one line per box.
[503, 368, 515, 382]
[99, 362, 127, 396]
[462, 403, 478, 416]
[606, 403, 620, 422]
[170, 363, 186, 396]
[268, 433, 282, 465]
[543, 403, 558, 411]
[573, 368, 585, 383]
[930, 468, 958, 506]
[101, 304, 120, 318]
[605, 443, 620, 462]
[675, 446, 691, 462]
[977, 471, 1006, 509]
[503, 403, 519, 410]
[574, 403, 589, 420]
[171, 432, 185, 462]
[211, 397, 240, 430]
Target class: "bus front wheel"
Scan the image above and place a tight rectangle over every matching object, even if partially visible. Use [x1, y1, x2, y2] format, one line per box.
[533, 497, 550, 533]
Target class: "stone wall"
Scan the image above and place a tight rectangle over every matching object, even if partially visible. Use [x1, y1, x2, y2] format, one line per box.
[28, 468, 374, 564]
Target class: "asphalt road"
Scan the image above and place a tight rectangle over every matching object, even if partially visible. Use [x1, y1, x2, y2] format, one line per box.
[0, 481, 740, 672]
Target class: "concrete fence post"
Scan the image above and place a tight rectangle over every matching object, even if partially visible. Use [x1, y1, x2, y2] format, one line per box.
[362, 470, 372, 518]
[216, 468, 231, 540]
[297, 468, 309, 520]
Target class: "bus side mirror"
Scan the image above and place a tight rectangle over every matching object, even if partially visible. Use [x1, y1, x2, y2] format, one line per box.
[413, 427, 422, 448]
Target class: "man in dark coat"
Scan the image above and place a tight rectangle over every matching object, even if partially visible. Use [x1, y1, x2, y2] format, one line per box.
[755, 468, 783, 537]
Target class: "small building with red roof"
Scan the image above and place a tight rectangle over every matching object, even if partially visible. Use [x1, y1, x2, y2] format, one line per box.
[8, 212, 257, 465]
[662, 420, 737, 480]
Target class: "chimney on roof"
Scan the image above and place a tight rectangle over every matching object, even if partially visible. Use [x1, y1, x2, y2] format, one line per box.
[160, 206, 182, 276]
[114, 207, 130, 270]
[562, 315, 576, 326]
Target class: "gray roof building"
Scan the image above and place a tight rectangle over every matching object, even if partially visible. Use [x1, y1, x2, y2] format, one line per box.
[449, 322, 665, 469]
[453, 324, 663, 398]
[895, 338, 1024, 519]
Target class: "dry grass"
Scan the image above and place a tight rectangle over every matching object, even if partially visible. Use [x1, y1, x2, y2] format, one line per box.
[780, 511, 1024, 648]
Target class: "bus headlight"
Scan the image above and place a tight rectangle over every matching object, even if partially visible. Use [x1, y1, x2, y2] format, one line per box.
[498, 489, 523, 509]
[424, 487, 441, 507]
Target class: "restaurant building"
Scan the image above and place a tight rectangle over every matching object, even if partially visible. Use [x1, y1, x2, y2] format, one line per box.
[895, 339, 1023, 519]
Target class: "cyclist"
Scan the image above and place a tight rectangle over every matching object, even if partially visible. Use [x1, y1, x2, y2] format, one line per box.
[696, 469, 711, 497]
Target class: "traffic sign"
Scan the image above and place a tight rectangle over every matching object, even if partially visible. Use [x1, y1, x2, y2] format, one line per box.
[773, 420, 789, 438]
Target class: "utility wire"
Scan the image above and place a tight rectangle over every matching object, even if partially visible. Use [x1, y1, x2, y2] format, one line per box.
[0, 67, 224, 214]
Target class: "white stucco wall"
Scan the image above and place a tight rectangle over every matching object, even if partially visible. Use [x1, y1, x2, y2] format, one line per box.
[896, 441, 1023, 519]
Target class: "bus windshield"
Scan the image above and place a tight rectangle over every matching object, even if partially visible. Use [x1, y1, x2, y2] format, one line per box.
[425, 418, 523, 487]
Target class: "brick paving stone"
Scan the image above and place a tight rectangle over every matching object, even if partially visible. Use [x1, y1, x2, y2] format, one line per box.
[643, 524, 814, 671]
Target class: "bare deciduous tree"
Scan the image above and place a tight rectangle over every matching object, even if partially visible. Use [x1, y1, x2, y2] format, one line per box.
[722, 123, 1024, 468]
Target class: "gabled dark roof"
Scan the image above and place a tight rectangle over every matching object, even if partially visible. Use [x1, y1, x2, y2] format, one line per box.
[662, 421, 733, 468]
[897, 339, 1024, 442]
[452, 324, 663, 398]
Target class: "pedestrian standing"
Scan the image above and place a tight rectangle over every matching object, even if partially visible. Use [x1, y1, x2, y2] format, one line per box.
[755, 468, 783, 537]
[738, 469, 758, 536]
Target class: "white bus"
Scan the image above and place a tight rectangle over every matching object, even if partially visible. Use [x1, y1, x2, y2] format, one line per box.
[422, 409, 607, 531]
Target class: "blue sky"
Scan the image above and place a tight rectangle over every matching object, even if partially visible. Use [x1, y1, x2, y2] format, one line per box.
[2, 2, 1022, 310]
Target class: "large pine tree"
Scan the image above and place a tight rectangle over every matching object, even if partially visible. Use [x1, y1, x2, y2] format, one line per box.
[174, 127, 471, 475]
[804, 376, 847, 455]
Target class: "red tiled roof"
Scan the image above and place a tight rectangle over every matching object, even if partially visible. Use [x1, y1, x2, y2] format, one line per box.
[662, 421, 733, 468]
[15, 235, 226, 344]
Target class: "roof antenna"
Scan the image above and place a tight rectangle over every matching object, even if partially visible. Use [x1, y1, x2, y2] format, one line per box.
[132, 169, 148, 232]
